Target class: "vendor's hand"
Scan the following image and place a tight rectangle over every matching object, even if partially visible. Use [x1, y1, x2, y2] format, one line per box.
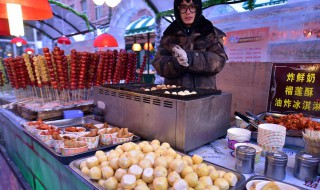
[172, 45, 188, 67]
[177, 57, 189, 67]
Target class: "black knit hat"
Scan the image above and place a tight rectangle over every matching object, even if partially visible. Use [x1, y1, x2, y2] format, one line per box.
[174, 0, 203, 28]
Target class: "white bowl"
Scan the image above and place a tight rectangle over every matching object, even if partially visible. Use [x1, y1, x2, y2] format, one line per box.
[227, 128, 251, 141]
[246, 180, 267, 190]
[256, 181, 299, 190]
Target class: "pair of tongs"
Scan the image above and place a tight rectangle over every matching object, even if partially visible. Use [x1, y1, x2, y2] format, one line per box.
[245, 111, 266, 124]
[234, 111, 260, 129]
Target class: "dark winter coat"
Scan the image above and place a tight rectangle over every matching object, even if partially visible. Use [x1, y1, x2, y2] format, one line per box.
[152, 1, 228, 89]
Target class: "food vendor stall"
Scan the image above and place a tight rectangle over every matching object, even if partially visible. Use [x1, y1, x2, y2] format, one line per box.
[0, 47, 319, 190]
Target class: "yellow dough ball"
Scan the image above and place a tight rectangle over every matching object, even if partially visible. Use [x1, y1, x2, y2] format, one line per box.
[184, 172, 198, 188]
[173, 179, 189, 190]
[169, 159, 185, 174]
[213, 178, 229, 190]
[161, 142, 170, 149]
[194, 181, 206, 190]
[122, 142, 134, 152]
[192, 154, 203, 165]
[209, 168, 219, 181]
[80, 161, 87, 170]
[195, 163, 210, 178]
[109, 157, 120, 170]
[153, 177, 168, 190]
[121, 174, 137, 189]
[102, 166, 114, 179]
[114, 168, 127, 183]
[204, 185, 219, 190]
[154, 166, 168, 178]
[108, 150, 120, 159]
[154, 156, 168, 169]
[199, 176, 213, 186]
[81, 167, 90, 176]
[95, 150, 105, 157]
[167, 171, 181, 186]
[142, 167, 154, 183]
[86, 156, 99, 169]
[151, 139, 161, 146]
[223, 172, 238, 186]
[139, 159, 152, 169]
[181, 165, 193, 178]
[134, 184, 149, 190]
[182, 156, 193, 166]
[128, 164, 143, 179]
[101, 161, 109, 168]
[104, 177, 118, 190]
[155, 148, 166, 157]
[119, 157, 131, 169]
[98, 155, 108, 163]
[142, 144, 153, 154]
[89, 166, 102, 180]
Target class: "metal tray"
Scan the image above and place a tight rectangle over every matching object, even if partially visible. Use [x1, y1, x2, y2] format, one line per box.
[151, 88, 222, 100]
[241, 175, 307, 190]
[69, 149, 246, 190]
[22, 117, 140, 165]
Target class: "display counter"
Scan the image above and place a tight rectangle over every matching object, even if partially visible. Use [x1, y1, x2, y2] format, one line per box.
[0, 107, 317, 190]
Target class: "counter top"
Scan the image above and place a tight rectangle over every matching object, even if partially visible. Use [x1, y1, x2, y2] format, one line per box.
[189, 137, 318, 190]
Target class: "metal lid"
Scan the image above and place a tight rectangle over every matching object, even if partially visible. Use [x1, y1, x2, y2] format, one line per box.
[266, 151, 288, 163]
[236, 145, 256, 158]
[296, 151, 320, 164]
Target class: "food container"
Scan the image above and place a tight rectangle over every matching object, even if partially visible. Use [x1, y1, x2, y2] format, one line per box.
[235, 145, 256, 174]
[112, 133, 134, 144]
[293, 151, 320, 181]
[61, 141, 88, 156]
[244, 175, 304, 190]
[234, 143, 262, 163]
[256, 181, 300, 190]
[264, 151, 288, 181]
[77, 132, 100, 149]
[38, 133, 53, 147]
[227, 128, 251, 149]
[52, 134, 78, 153]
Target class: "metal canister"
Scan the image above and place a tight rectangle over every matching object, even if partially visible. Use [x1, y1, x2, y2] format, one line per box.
[235, 145, 256, 174]
[264, 151, 288, 181]
[294, 151, 320, 181]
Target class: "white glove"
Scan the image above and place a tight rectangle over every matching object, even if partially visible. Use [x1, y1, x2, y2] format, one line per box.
[172, 45, 189, 67]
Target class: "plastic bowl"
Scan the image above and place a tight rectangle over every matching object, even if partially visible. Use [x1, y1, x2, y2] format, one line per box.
[235, 143, 263, 163]
[60, 141, 88, 156]
[78, 132, 100, 149]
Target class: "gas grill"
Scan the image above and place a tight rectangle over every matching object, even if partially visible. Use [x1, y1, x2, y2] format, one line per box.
[93, 84, 231, 152]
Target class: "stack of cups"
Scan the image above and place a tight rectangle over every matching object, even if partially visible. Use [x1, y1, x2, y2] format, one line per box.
[257, 124, 286, 154]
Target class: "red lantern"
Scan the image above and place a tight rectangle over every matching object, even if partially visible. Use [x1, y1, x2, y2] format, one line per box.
[10, 37, 27, 46]
[93, 33, 118, 47]
[0, 18, 9, 36]
[0, 0, 53, 20]
[57, 36, 71, 45]
[24, 47, 34, 54]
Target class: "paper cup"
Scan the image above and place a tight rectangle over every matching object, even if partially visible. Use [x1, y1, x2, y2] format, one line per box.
[78, 132, 99, 149]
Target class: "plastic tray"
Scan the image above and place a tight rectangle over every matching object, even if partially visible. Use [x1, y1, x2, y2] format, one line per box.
[68, 149, 246, 190]
[22, 117, 140, 165]
[242, 175, 307, 190]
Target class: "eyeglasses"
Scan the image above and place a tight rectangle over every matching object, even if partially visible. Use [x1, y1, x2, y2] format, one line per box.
[178, 4, 197, 14]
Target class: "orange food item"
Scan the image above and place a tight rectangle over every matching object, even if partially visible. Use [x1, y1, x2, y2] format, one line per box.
[265, 113, 320, 130]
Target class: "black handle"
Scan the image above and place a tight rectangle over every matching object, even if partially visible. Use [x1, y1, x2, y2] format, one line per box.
[246, 111, 266, 124]
[234, 111, 259, 129]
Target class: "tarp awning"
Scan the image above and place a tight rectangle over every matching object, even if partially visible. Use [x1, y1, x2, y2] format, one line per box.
[125, 16, 155, 36]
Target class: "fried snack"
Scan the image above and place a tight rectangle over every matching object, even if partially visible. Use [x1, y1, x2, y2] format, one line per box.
[117, 128, 133, 138]
[107, 127, 120, 134]
[265, 113, 320, 130]
[262, 182, 280, 190]
[84, 129, 99, 137]
[65, 127, 85, 132]
[64, 140, 86, 148]
[52, 132, 63, 140]
[103, 122, 109, 128]
[84, 123, 97, 129]
[36, 124, 53, 130]
[27, 119, 43, 126]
